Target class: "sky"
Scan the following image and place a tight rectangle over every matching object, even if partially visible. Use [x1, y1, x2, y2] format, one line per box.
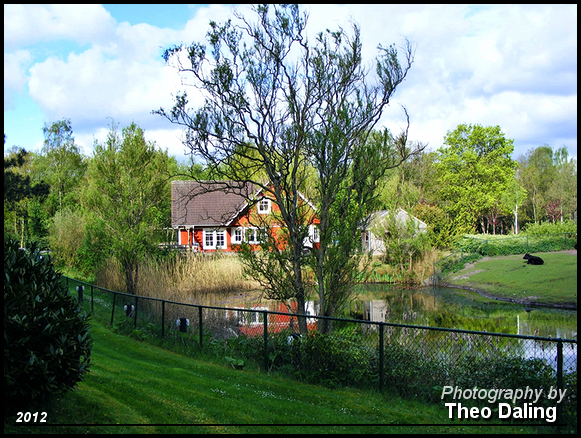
[4, 4, 578, 163]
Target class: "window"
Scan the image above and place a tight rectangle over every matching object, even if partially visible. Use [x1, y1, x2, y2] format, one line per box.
[245, 228, 258, 244]
[232, 227, 243, 244]
[304, 225, 320, 248]
[216, 231, 225, 248]
[203, 229, 227, 250]
[310, 225, 320, 243]
[258, 198, 271, 214]
[204, 230, 214, 248]
[236, 307, 268, 325]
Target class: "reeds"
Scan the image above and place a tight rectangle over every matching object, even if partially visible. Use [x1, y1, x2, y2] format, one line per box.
[94, 252, 262, 306]
[362, 248, 442, 285]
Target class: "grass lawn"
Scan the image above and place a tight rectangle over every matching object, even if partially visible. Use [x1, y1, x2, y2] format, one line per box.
[4, 320, 548, 434]
[444, 252, 577, 308]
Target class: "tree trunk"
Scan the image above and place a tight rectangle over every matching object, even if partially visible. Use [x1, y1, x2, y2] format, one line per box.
[20, 218, 25, 249]
[123, 258, 139, 295]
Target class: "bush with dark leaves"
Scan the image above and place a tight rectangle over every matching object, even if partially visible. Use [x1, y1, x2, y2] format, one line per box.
[4, 238, 92, 417]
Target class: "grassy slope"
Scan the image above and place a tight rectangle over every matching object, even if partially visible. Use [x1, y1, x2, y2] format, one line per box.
[5, 321, 543, 434]
[443, 252, 577, 307]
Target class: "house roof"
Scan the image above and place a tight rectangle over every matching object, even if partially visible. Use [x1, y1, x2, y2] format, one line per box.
[171, 180, 257, 227]
[365, 208, 427, 231]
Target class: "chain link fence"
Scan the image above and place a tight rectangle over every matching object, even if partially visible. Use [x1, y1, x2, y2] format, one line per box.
[64, 275, 577, 426]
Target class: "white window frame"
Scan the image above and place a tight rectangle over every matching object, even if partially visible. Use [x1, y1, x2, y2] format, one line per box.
[215, 230, 226, 249]
[257, 198, 271, 214]
[245, 227, 259, 244]
[231, 226, 266, 245]
[232, 227, 244, 244]
[310, 225, 320, 243]
[203, 228, 227, 250]
[235, 307, 269, 326]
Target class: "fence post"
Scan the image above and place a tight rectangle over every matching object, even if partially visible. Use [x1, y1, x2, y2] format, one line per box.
[134, 297, 138, 329]
[263, 310, 269, 372]
[564, 233, 567, 249]
[198, 306, 203, 349]
[111, 293, 117, 325]
[556, 339, 563, 426]
[432, 262, 436, 288]
[379, 322, 384, 393]
[161, 301, 166, 337]
[90, 285, 94, 314]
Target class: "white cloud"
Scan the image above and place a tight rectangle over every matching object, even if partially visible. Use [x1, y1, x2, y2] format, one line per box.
[19, 4, 236, 157]
[4, 50, 33, 110]
[3, 4, 117, 49]
[4, 4, 577, 162]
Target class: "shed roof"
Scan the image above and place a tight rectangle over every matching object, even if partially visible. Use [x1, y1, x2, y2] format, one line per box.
[365, 208, 427, 231]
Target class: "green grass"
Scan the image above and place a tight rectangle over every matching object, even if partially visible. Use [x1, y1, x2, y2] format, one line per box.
[444, 252, 577, 307]
[4, 320, 548, 434]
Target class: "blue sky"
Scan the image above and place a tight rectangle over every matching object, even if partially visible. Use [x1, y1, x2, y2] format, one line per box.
[4, 4, 577, 163]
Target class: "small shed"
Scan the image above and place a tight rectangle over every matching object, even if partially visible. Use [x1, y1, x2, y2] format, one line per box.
[362, 208, 427, 255]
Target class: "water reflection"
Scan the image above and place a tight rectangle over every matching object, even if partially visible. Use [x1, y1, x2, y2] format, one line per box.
[521, 338, 578, 372]
[216, 284, 576, 340]
[346, 284, 577, 339]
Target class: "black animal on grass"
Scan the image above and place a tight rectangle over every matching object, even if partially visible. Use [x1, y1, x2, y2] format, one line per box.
[523, 253, 544, 265]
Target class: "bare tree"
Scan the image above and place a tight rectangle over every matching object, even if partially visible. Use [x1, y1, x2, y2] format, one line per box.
[155, 4, 423, 332]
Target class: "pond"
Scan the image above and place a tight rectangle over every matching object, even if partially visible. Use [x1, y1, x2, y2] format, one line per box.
[346, 284, 577, 339]
[198, 283, 577, 372]
[218, 284, 577, 339]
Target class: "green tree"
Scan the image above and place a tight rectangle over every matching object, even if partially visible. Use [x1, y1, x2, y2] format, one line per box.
[310, 123, 424, 333]
[412, 202, 457, 249]
[377, 144, 437, 211]
[47, 208, 87, 270]
[500, 178, 528, 234]
[546, 146, 577, 222]
[435, 124, 517, 234]
[155, 4, 418, 332]
[4, 144, 50, 247]
[370, 209, 430, 279]
[82, 122, 170, 295]
[34, 119, 87, 215]
[516, 145, 556, 225]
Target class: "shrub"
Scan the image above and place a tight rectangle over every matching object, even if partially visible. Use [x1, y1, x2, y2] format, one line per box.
[4, 238, 92, 417]
[522, 219, 577, 235]
[293, 328, 377, 388]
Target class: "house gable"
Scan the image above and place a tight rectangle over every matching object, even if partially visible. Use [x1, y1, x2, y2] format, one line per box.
[362, 208, 428, 255]
[171, 180, 318, 252]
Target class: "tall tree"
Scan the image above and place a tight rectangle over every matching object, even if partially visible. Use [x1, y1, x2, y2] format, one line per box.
[4, 144, 49, 247]
[155, 4, 419, 332]
[501, 179, 528, 234]
[546, 146, 577, 222]
[34, 119, 86, 215]
[82, 122, 170, 295]
[516, 145, 556, 224]
[435, 124, 516, 234]
[309, 120, 424, 333]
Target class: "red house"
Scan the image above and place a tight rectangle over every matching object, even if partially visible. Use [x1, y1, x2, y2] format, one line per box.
[171, 180, 319, 252]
